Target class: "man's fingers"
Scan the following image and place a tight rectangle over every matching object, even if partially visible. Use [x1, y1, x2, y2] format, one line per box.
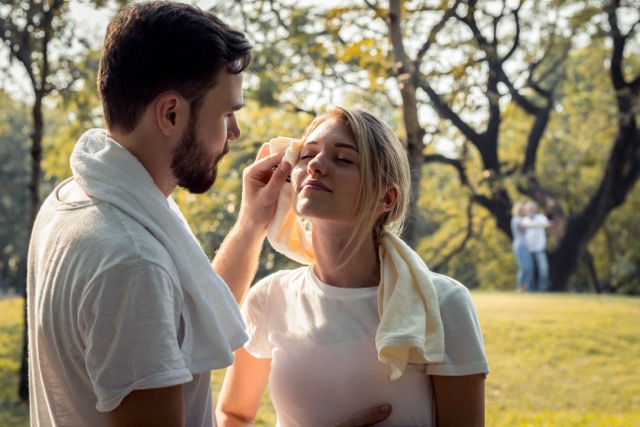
[270, 161, 291, 185]
[333, 404, 392, 427]
[255, 142, 271, 161]
[248, 149, 286, 175]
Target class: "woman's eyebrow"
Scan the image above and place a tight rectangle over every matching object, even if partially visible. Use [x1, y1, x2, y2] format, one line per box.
[335, 142, 358, 152]
[303, 140, 358, 152]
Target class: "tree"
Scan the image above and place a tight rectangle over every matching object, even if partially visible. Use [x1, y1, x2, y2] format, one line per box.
[547, 0, 640, 290]
[0, 0, 125, 401]
[1, 0, 71, 227]
[220, 0, 640, 292]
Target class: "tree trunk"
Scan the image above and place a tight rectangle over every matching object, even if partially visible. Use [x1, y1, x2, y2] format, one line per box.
[549, 114, 639, 290]
[387, 0, 425, 249]
[18, 94, 44, 402]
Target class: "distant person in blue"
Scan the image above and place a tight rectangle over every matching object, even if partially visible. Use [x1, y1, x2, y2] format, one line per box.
[522, 201, 551, 292]
[511, 202, 533, 293]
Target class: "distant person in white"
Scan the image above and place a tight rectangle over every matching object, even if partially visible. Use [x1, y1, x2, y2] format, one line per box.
[522, 201, 551, 292]
[510, 202, 533, 293]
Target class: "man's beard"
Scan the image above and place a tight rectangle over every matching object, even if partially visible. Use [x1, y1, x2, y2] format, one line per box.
[171, 114, 228, 194]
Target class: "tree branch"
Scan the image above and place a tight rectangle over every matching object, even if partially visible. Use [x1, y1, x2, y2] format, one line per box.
[418, 80, 483, 144]
[431, 197, 475, 272]
[415, 0, 461, 67]
[424, 153, 471, 188]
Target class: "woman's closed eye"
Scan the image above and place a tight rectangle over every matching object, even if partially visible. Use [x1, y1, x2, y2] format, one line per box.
[336, 157, 354, 164]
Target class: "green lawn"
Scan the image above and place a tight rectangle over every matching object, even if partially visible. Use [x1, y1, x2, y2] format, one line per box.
[2, 293, 639, 426]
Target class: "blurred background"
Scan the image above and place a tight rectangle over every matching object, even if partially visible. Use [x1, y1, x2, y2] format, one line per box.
[0, 0, 638, 425]
[2, 0, 639, 296]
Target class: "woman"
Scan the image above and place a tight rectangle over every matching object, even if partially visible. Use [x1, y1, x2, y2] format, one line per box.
[511, 202, 533, 293]
[216, 107, 488, 426]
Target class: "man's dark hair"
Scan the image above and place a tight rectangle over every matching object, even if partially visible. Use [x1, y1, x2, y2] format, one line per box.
[98, 1, 252, 132]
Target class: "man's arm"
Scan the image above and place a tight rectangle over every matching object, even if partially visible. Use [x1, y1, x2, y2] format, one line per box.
[213, 145, 290, 304]
[106, 385, 185, 427]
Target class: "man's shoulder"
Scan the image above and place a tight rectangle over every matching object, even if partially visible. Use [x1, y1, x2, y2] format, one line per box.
[41, 197, 178, 276]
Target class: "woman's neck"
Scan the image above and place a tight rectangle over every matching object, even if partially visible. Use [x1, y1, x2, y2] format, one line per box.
[311, 224, 380, 289]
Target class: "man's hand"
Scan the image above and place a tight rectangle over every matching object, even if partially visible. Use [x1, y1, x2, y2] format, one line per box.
[236, 143, 290, 235]
[332, 404, 392, 427]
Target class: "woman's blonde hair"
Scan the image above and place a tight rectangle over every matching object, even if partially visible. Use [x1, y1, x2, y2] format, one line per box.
[300, 106, 411, 257]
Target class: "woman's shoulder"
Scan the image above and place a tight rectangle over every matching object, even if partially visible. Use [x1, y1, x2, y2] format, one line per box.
[251, 265, 310, 292]
[428, 272, 473, 303]
[244, 266, 310, 311]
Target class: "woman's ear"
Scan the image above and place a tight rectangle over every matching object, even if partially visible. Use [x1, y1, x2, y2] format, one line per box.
[155, 92, 188, 136]
[377, 186, 398, 214]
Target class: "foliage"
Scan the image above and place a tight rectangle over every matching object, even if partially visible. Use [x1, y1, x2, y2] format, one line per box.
[0, 298, 29, 426]
[1, 0, 639, 295]
[0, 91, 31, 294]
[42, 48, 105, 182]
[214, 0, 640, 293]
[4, 293, 639, 426]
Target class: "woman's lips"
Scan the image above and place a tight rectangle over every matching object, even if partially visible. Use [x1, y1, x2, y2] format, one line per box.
[302, 180, 331, 192]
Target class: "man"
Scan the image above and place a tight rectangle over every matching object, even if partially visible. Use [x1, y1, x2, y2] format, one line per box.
[27, 2, 390, 426]
[522, 201, 551, 292]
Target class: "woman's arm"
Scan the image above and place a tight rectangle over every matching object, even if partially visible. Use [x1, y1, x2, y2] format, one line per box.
[216, 347, 272, 426]
[432, 374, 486, 427]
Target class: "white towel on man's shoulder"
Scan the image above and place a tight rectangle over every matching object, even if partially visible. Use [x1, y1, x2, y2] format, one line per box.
[265, 137, 444, 380]
[70, 129, 247, 373]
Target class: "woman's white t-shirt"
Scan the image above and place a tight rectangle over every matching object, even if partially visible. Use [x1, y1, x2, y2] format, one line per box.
[242, 265, 489, 427]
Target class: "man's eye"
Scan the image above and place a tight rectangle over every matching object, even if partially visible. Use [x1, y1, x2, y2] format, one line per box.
[299, 154, 314, 160]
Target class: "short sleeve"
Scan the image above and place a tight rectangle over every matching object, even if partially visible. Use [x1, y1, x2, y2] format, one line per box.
[426, 279, 489, 376]
[241, 277, 273, 359]
[78, 259, 192, 412]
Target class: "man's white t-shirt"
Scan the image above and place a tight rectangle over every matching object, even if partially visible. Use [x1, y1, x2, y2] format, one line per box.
[27, 181, 214, 427]
[242, 266, 489, 427]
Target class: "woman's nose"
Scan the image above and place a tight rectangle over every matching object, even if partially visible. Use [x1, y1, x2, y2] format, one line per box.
[307, 154, 325, 175]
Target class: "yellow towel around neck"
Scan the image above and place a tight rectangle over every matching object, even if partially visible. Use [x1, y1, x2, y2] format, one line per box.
[265, 137, 444, 380]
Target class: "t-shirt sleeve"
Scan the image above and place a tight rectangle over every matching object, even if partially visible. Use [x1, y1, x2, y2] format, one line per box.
[78, 259, 192, 412]
[241, 277, 273, 359]
[426, 281, 489, 376]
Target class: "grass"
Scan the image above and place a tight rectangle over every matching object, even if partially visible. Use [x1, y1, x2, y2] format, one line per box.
[475, 292, 640, 427]
[2, 293, 639, 426]
[0, 298, 29, 427]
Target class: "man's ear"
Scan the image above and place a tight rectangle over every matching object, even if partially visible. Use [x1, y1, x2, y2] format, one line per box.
[155, 92, 187, 136]
[377, 186, 398, 214]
